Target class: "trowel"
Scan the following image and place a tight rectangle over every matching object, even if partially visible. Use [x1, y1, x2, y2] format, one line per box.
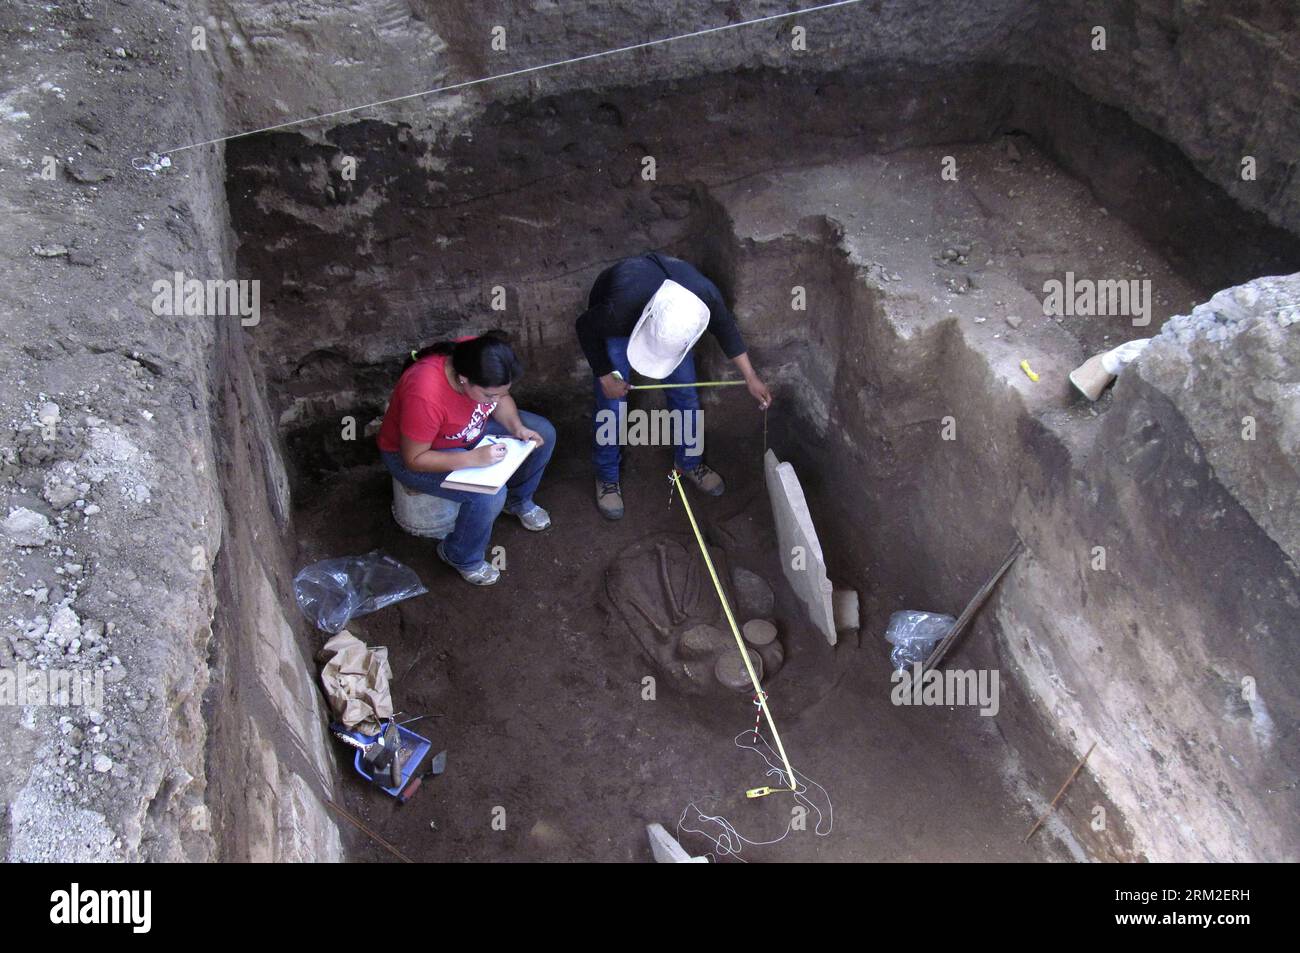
[398, 749, 447, 805]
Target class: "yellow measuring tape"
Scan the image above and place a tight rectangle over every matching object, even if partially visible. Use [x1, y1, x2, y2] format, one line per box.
[669, 468, 798, 794]
[631, 380, 747, 391]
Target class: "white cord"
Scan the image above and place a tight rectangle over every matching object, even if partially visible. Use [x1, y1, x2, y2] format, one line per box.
[157, 0, 867, 154]
[677, 730, 833, 863]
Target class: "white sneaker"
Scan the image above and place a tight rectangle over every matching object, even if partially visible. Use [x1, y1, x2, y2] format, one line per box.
[508, 502, 551, 532]
[437, 541, 500, 586]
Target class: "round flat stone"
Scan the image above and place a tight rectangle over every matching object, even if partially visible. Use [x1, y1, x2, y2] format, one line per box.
[742, 618, 777, 647]
[714, 646, 764, 692]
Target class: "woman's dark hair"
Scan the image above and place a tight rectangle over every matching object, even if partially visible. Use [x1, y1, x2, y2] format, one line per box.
[403, 330, 523, 387]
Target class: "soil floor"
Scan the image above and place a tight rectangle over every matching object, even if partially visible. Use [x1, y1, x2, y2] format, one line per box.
[297, 411, 1077, 862]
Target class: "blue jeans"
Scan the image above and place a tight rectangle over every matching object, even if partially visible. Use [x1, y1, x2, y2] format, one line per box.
[382, 410, 556, 570]
[591, 337, 701, 482]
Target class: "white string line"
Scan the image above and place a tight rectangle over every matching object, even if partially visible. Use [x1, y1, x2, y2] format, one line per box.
[159, 0, 866, 154]
[677, 729, 833, 862]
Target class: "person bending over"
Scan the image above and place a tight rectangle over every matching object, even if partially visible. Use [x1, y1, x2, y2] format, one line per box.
[378, 332, 554, 586]
[575, 252, 772, 520]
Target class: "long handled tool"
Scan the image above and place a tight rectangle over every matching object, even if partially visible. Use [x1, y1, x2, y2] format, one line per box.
[669, 469, 798, 793]
[399, 749, 447, 805]
[921, 540, 1023, 674]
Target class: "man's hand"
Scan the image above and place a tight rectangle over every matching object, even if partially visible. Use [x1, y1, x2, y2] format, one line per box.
[732, 352, 772, 410]
[600, 373, 631, 400]
[514, 426, 545, 446]
[747, 376, 773, 410]
[468, 442, 509, 467]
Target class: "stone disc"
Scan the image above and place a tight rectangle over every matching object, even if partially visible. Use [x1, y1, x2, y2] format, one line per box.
[742, 618, 777, 646]
[714, 646, 764, 692]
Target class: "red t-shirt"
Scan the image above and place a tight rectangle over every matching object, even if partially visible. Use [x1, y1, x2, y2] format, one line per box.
[377, 354, 498, 453]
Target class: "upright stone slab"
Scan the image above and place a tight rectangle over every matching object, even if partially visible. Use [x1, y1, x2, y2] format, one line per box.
[646, 823, 708, 863]
[764, 450, 837, 645]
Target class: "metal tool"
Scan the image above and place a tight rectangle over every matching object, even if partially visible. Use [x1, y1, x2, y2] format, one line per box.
[398, 749, 448, 805]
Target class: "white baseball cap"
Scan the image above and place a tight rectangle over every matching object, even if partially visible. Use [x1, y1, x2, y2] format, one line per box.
[626, 279, 710, 379]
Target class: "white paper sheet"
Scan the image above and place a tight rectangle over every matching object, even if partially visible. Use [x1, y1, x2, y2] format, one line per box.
[440, 435, 535, 492]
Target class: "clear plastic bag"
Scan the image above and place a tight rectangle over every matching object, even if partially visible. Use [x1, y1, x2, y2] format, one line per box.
[884, 610, 955, 672]
[293, 552, 428, 634]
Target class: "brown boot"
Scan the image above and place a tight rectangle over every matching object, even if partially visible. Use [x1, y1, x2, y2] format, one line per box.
[596, 480, 624, 520]
[681, 463, 725, 496]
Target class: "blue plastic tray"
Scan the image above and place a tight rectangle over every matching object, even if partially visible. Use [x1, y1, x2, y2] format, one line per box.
[334, 722, 432, 797]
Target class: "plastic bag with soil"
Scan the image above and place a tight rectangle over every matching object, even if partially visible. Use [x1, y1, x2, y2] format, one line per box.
[293, 552, 427, 634]
[884, 610, 955, 672]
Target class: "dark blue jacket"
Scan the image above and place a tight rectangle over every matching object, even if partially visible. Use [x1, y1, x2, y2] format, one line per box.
[575, 253, 747, 377]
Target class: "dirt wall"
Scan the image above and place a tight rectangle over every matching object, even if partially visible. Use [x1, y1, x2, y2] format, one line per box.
[0, 1, 341, 861]
[737, 225, 1299, 861]
[202, 0, 1300, 238]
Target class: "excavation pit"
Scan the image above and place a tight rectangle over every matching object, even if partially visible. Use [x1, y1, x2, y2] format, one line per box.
[213, 65, 1299, 862]
[8, 1, 1295, 864]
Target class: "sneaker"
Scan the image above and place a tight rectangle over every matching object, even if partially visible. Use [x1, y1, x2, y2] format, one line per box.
[596, 479, 624, 521]
[437, 540, 500, 586]
[507, 502, 551, 532]
[681, 463, 725, 496]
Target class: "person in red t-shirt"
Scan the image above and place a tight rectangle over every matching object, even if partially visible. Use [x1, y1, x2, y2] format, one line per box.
[378, 332, 554, 586]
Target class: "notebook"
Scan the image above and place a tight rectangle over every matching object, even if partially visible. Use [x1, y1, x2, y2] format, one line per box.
[440, 435, 536, 494]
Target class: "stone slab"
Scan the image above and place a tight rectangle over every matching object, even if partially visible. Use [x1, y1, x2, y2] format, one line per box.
[764, 450, 836, 645]
[646, 823, 708, 863]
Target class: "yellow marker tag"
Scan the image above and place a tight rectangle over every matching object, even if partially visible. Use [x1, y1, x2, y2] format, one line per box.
[1020, 360, 1040, 382]
[746, 786, 776, 799]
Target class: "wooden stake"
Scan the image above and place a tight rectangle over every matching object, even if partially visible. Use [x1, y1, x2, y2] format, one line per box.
[326, 799, 414, 863]
[1023, 742, 1097, 843]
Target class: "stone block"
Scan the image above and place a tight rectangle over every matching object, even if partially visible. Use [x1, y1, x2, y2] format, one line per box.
[833, 589, 859, 632]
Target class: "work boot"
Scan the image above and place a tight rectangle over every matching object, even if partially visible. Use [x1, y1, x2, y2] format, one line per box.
[681, 463, 725, 496]
[437, 541, 500, 586]
[596, 480, 624, 521]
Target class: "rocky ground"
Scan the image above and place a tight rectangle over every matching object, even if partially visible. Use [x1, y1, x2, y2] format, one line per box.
[2, 394, 157, 858]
